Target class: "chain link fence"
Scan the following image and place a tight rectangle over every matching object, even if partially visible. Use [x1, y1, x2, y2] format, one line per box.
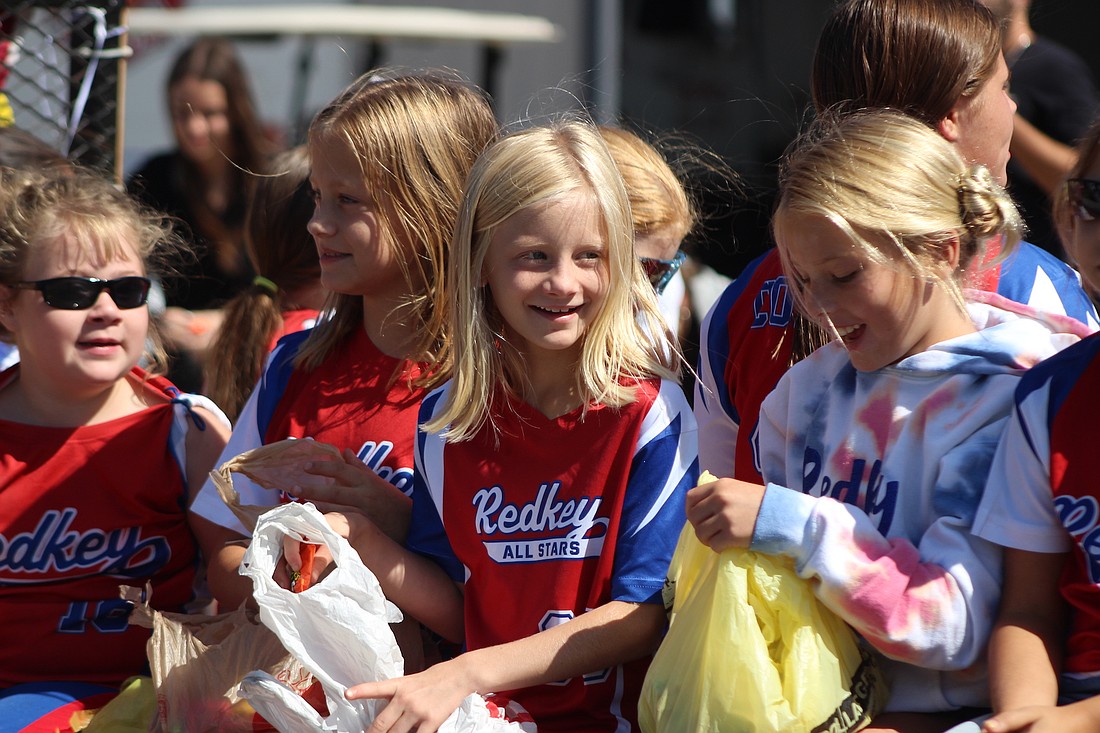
[2, 0, 128, 178]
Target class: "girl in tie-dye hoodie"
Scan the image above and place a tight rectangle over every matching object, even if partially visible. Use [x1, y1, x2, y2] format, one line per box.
[685, 109, 1092, 725]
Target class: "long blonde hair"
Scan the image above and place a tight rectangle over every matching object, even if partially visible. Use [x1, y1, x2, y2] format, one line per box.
[425, 120, 680, 442]
[295, 70, 498, 386]
[774, 109, 1022, 320]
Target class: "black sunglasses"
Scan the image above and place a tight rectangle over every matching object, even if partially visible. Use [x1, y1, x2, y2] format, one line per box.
[1066, 178, 1100, 222]
[640, 250, 687, 295]
[14, 276, 152, 310]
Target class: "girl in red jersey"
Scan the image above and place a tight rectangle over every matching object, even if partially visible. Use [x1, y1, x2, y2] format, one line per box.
[190, 70, 498, 670]
[287, 120, 699, 733]
[0, 166, 230, 690]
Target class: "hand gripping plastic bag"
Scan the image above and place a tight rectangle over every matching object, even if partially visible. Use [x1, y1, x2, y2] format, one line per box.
[239, 501, 536, 733]
[638, 521, 888, 733]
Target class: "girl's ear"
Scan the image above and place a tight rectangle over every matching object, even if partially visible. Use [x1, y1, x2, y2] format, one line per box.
[943, 235, 962, 270]
[937, 109, 962, 144]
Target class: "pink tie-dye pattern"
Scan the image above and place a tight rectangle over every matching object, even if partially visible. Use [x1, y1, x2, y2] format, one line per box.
[811, 511, 964, 664]
[856, 391, 895, 457]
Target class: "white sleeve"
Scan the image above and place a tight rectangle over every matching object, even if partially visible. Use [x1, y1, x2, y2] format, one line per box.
[189, 382, 277, 534]
[693, 297, 738, 479]
[973, 380, 1072, 553]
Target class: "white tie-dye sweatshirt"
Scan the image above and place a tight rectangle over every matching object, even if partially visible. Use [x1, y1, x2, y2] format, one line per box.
[750, 291, 1091, 712]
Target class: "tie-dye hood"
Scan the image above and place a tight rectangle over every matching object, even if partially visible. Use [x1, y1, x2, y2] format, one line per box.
[890, 290, 1093, 376]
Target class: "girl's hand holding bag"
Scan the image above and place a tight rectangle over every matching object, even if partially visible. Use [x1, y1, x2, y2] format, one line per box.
[639, 473, 889, 733]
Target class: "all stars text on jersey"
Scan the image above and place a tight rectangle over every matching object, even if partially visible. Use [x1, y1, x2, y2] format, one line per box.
[474, 481, 608, 564]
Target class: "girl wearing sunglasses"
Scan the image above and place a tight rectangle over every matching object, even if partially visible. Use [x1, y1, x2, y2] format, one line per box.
[0, 166, 230, 693]
[1053, 119, 1100, 303]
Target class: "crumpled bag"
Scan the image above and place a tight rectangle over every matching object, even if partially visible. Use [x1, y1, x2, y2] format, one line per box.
[209, 438, 347, 533]
[639, 521, 889, 733]
[122, 585, 311, 733]
[240, 501, 535, 732]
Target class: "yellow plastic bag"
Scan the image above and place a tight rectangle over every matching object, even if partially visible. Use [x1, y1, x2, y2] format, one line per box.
[639, 521, 888, 733]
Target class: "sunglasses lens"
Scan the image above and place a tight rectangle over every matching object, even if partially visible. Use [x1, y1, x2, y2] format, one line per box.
[40, 279, 97, 309]
[34, 277, 151, 310]
[109, 277, 151, 309]
[1070, 180, 1100, 221]
[640, 251, 686, 295]
[642, 259, 672, 289]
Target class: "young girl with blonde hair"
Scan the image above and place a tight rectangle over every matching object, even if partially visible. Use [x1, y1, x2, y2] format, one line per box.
[0, 165, 230, 690]
[686, 109, 1089, 732]
[288, 119, 699, 732]
[598, 125, 695, 339]
[189, 70, 498, 633]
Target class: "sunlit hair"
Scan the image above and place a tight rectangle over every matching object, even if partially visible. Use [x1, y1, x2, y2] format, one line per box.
[205, 146, 319, 419]
[424, 120, 680, 442]
[811, 0, 1002, 123]
[598, 125, 695, 245]
[0, 166, 176, 371]
[297, 69, 499, 385]
[1052, 117, 1100, 253]
[773, 109, 1022, 324]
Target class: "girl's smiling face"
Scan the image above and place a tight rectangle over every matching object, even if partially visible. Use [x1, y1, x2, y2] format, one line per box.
[306, 135, 408, 300]
[775, 209, 973, 372]
[1, 227, 149, 397]
[483, 191, 609, 367]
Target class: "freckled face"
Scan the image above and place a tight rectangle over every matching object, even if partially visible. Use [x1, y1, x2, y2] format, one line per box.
[306, 135, 408, 300]
[949, 54, 1017, 185]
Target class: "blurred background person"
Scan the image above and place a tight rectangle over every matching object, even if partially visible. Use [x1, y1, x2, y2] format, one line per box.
[128, 36, 276, 392]
[203, 145, 325, 422]
[981, 0, 1098, 260]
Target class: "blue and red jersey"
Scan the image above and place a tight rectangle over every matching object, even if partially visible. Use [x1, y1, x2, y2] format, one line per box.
[407, 378, 699, 733]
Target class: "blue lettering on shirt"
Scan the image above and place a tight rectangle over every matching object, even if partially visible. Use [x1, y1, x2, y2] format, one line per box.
[0, 508, 171, 583]
[751, 276, 793, 329]
[803, 446, 899, 533]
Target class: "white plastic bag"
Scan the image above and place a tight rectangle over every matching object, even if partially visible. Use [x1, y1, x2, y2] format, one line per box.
[240, 502, 536, 733]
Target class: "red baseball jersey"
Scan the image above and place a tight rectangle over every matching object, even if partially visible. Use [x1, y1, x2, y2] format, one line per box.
[408, 378, 699, 732]
[0, 368, 201, 688]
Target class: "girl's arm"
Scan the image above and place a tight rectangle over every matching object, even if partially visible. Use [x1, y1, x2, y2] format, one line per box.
[977, 547, 1070, 733]
[181, 404, 256, 610]
[345, 599, 666, 733]
[693, 428, 1004, 671]
[281, 447, 413, 542]
[982, 698, 1100, 733]
[988, 547, 1066, 712]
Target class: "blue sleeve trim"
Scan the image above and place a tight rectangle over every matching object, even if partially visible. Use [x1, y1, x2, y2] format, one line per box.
[1000, 242, 1098, 325]
[406, 388, 465, 582]
[699, 251, 772, 424]
[613, 412, 698, 602]
[254, 329, 311, 437]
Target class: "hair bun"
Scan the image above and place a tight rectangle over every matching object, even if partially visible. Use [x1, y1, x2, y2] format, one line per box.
[956, 164, 1021, 243]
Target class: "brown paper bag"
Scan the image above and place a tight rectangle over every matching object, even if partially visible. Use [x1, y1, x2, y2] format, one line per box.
[122, 586, 315, 733]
